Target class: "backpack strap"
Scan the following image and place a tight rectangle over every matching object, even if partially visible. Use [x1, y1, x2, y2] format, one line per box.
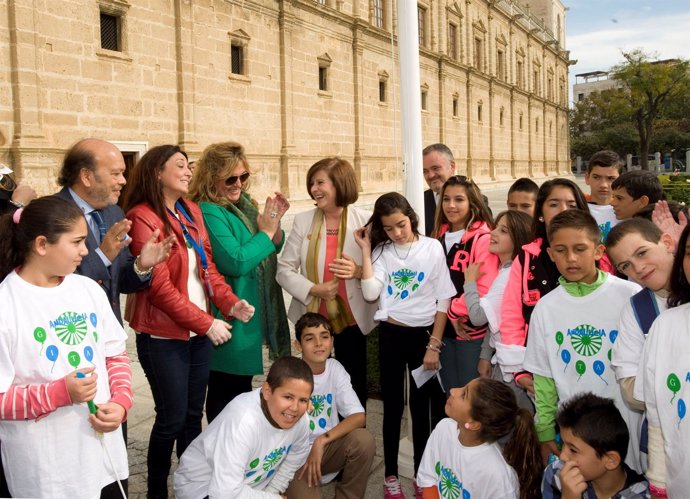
[630, 287, 660, 336]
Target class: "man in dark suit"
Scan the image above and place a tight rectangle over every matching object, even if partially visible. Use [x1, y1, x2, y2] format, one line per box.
[422, 143, 457, 236]
[56, 139, 173, 323]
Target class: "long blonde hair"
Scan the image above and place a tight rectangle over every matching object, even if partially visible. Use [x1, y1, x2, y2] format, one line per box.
[189, 141, 252, 205]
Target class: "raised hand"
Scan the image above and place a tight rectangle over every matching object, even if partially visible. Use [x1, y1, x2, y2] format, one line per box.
[100, 219, 133, 261]
[138, 229, 175, 270]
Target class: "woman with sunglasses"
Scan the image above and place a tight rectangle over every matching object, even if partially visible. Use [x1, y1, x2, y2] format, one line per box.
[189, 141, 292, 422]
[431, 175, 499, 392]
[122, 145, 255, 499]
[276, 157, 377, 408]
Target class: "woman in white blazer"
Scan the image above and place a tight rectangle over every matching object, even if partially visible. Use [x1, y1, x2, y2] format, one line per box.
[277, 157, 377, 406]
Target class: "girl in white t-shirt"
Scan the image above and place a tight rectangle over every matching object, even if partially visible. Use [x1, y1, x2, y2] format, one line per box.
[636, 224, 690, 499]
[417, 378, 542, 499]
[355, 192, 457, 498]
[0, 196, 131, 499]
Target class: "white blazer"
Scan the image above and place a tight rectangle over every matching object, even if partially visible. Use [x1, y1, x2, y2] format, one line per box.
[276, 206, 378, 334]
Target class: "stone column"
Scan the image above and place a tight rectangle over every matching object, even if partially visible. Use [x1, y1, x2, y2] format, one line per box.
[278, 0, 296, 197]
[173, 0, 198, 151]
[352, 20, 365, 191]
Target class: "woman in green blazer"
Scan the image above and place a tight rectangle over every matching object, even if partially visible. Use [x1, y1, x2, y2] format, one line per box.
[189, 142, 291, 422]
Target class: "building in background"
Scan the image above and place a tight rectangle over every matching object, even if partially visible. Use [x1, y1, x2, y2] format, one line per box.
[0, 0, 572, 204]
[573, 71, 620, 102]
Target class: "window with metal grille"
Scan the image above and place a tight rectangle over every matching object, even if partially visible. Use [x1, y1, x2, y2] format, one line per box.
[231, 44, 243, 75]
[379, 80, 386, 102]
[372, 0, 384, 28]
[452, 97, 458, 117]
[319, 66, 328, 91]
[100, 12, 120, 51]
[421, 89, 427, 110]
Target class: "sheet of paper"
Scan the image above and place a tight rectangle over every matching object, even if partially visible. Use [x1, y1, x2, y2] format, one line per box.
[411, 363, 441, 389]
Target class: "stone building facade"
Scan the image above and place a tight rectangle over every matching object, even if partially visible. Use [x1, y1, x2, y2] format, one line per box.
[0, 0, 571, 204]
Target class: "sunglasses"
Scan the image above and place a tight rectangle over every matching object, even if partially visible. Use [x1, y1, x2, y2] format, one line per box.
[225, 171, 250, 186]
[0, 174, 16, 192]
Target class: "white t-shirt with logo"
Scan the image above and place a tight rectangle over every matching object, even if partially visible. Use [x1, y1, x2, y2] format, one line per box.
[588, 203, 619, 241]
[0, 272, 128, 499]
[635, 304, 690, 498]
[416, 418, 518, 499]
[371, 236, 457, 326]
[524, 276, 644, 472]
[308, 358, 364, 484]
[174, 388, 311, 499]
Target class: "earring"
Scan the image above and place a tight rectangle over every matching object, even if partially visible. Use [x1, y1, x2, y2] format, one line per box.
[464, 423, 471, 429]
[538, 216, 544, 222]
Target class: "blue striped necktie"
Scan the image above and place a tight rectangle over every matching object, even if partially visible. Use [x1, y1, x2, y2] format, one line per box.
[91, 209, 107, 243]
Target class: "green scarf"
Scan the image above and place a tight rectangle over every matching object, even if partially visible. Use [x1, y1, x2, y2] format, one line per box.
[305, 208, 355, 333]
[225, 192, 291, 358]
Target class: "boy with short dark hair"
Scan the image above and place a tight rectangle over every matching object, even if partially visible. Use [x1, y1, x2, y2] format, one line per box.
[286, 313, 375, 499]
[506, 177, 538, 216]
[541, 393, 649, 499]
[610, 171, 663, 221]
[523, 210, 644, 473]
[605, 219, 675, 410]
[585, 150, 623, 241]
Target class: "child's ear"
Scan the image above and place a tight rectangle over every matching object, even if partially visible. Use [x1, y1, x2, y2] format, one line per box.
[661, 233, 675, 253]
[465, 419, 481, 432]
[33, 235, 49, 256]
[546, 246, 555, 262]
[261, 382, 271, 400]
[602, 450, 622, 471]
[293, 339, 302, 354]
[594, 243, 605, 261]
[637, 195, 650, 209]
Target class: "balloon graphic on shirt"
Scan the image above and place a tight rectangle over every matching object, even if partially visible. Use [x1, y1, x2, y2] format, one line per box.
[561, 349, 571, 371]
[575, 360, 586, 381]
[668, 373, 681, 403]
[678, 399, 687, 426]
[34, 327, 47, 355]
[593, 360, 608, 385]
[318, 418, 327, 429]
[68, 351, 81, 369]
[609, 329, 618, 344]
[608, 349, 612, 361]
[84, 346, 94, 364]
[90, 313, 98, 328]
[678, 399, 686, 425]
[93, 331, 99, 343]
[555, 331, 564, 353]
[46, 345, 59, 372]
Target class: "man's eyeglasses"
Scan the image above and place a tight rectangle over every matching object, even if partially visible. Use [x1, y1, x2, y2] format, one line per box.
[225, 171, 250, 186]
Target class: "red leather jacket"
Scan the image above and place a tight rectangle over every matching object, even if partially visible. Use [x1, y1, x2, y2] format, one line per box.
[125, 201, 239, 340]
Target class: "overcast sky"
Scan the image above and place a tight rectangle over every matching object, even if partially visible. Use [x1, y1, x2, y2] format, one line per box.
[566, 0, 690, 94]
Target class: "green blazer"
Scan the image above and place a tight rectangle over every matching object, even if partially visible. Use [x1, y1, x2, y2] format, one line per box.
[200, 200, 287, 375]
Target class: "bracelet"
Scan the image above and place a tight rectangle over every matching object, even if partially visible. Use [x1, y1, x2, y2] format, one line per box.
[133, 255, 152, 277]
[426, 344, 441, 353]
[9, 199, 24, 208]
[428, 335, 444, 346]
[649, 484, 668, 498]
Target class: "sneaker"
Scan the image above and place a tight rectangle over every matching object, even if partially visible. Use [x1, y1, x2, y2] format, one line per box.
[384, 475, 406, 499]
[413, 479, 423, 499]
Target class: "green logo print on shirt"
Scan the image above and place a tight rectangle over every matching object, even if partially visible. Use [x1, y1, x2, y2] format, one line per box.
[434, 461, 470, 499]
[245, 445, 290, 483]
[667, 372, 689, 425]
[554, 324, 615, 385]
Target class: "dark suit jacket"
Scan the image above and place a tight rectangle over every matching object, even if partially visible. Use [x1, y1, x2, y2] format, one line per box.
[424, 188, 437, 237]
[57, 187, 150, 324]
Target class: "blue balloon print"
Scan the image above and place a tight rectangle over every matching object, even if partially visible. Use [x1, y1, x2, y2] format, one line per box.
[46, 345, 59, 373]
[593, 360, 609, 385]
[387, 285, 393, 296]
[401, 290, 409, 299]
[245, 470, 256, 477]
[318, 418, 327, 429]
[326, 393, 332, 404]
[266, 469, 275, 478]
[462, 489, 471, 499]
[609, 330, 618, 344]
[678, 399, 686, 425]
[561, 349, 571, 371]
[84, 346, 94, 363]
[286, 444, 292, 454]
[89, 312, 98, 328]
[418, 272, 425, 282]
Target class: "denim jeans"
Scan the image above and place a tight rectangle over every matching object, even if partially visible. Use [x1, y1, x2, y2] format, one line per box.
[136, 333, 212, 499]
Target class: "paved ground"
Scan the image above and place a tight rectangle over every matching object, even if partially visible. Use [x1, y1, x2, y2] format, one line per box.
[123, 175, 588, 498]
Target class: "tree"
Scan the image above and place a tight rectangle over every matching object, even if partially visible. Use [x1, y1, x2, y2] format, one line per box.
[611, 50, 690, 170]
